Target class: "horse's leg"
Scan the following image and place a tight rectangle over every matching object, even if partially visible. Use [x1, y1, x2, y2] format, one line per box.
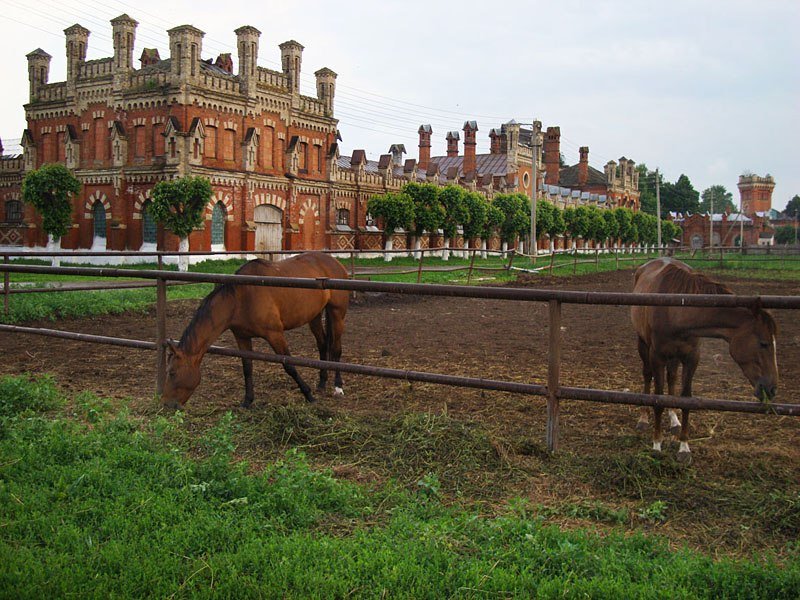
[234, 335, 255, 408]
[651, 356, 666, 452]
[636, 337, 652, 432]
[326, 304, 347, 396]
[308, 313, 328, 395]
[676, 350, 700, 465]
[666, 360, 681, 436]
[263, 330, 316, 403]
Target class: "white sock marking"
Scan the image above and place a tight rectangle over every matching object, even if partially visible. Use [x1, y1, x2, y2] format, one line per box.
[679, 441, 690, 454]
[334, 386, 344, 397]
[652, 441, 662, 452]
[669, 411, 681, 429]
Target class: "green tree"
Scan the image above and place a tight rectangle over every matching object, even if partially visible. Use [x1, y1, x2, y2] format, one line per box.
[660, 174, 700, 214]
[602, 210, 620, 247]
[699, 185, 735, 214]
[21, 163, 81, 247]
[481, 203, 504, 253]
[637, 163, 658, 216]
[367, 191, 415, 261]
[536, 200, 565, 250]
[774, 225, 798, 245]
[148, 176, 213, 271]
[402, 183, 445, 253]
[586, 206, 609, 246]
[613, 207, 636, 247]
[492, 193, 530, 249]
[784, 195, 800, 219]
[462, 191, 489, 243]
[438, 185, 468, 259]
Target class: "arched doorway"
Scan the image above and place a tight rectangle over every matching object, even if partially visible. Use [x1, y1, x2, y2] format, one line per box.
[690, 234, 703, 249]
[254, 204, 283, 252]
[211, 202, 227, 251]
[92, 201, 106, 250]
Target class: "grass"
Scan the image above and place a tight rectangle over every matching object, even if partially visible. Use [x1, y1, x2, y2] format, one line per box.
[1, 374, 799, 598]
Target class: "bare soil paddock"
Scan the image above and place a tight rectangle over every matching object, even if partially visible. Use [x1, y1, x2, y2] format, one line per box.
[2, 269, 798, 556]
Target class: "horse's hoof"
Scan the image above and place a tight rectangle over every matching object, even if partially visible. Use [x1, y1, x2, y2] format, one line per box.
[241, 399, 253, 409]
[636, 420, 649, 432]
[333, 387, 344, 397]
[677, 451, 692, 465]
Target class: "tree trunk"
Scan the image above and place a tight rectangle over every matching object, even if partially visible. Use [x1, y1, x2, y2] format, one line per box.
[384, 236, 394, 262]
[442, 237, 450, 261]
[47, 235, 61, 268]
[501, 241, 508, 258]
[413, 236, 422, 259]
[178, 236, 190, 272]
[481, 239, 488, 259]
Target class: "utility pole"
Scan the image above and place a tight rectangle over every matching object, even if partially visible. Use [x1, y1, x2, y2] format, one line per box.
[709, 189, 714, 250]
[530, 124, 541, 258]
[656, 168, 662, 253]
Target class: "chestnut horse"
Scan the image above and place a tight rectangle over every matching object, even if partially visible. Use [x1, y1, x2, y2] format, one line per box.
[631, 257, 778, 463]
[161, 252, 349, 409]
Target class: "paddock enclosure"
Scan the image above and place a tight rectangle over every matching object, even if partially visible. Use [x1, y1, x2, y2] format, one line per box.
[0, 267, 798, 554]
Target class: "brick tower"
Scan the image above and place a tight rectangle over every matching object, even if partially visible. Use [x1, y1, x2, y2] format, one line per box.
[738, 174, 775, 216]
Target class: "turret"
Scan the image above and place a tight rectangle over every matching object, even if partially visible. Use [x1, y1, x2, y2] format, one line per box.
[446, 131, 460, 157]
[168, 24, 205, 83]
[315, 67, 337, 115]
[279, 40, 304, 94]
[64, 24, 90, 84]
[418, 124, 432, 170]
[463, 121, 478, 176]
[26, 48, 51, 101]
[234, 25, 260, 98]
[111, 14, 137, 89]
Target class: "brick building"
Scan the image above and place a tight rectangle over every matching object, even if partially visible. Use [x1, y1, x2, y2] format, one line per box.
[0, 15, 642, 257]
[673, 173, 776, 248]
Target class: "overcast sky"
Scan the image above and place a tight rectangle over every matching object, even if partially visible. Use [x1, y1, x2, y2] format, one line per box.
[1, 0, 797, 210]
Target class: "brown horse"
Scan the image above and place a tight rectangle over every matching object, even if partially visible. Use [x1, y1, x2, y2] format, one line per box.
[161, 252, 349, 409]
[631, 257, 778, 463]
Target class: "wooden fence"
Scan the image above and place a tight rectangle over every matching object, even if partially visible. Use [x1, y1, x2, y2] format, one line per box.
[1, 260, 799, 453]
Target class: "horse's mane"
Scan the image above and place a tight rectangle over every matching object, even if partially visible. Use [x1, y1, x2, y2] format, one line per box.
[657, 263, 734, 296]
[657, 263, 777, 334]
[179, 283, 235, 348]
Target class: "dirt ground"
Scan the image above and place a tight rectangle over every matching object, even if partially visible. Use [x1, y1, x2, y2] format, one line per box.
[2, 268, 798, 556]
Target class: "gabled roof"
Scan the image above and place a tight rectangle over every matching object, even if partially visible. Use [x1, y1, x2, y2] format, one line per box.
[559, 163, 607, 187]
[428, 153, 509, 179]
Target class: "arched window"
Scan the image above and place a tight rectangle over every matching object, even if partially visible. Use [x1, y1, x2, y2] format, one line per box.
[142, 201, 157, 244]
[5, 200, 23, 223]
[336, 208, 350, 226]
[211, 202, 226, 247]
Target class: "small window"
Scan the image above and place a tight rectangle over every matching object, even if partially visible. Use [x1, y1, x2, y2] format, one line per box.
[5, 200, 23, 223]
[336, 208, 350, 226]
[365, 212, 375, 227]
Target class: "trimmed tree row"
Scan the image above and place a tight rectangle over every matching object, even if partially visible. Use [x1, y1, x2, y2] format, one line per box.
[368, 183, 681, 261]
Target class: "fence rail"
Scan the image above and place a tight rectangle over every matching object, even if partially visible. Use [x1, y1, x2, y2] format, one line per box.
[1, 261, 798, 453]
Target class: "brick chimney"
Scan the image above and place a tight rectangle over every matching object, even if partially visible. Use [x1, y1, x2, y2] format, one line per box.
[446, 131, 459, 157]
[463, 120, 478, 177]
[543, 126, 561, 185]
[215, 53, 233, 73]
[578, 146, 589, 185]
[489, 128, 501, 154]
[418, 124, 432, 170]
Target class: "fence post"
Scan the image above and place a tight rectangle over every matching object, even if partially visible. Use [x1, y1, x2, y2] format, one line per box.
[549, 249, 556, 274]
[573, 248, 578, 275]
[350, 250, 355, 280]
[595, 248, 599, 272]
[155, 255, 167, 396]
[3, 254, 9, 316]
[719, 246, 723, 269]
[467, 247, 476, 284]
[417, 247, 425, 284]
[546, 299, 562, 452]
[615, 247, 619, 271]
[507, 249, 516, 271]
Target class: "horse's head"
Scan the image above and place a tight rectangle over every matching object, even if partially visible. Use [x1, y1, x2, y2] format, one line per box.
[729, 309, 779, 402]
[161, 341, 201, 409]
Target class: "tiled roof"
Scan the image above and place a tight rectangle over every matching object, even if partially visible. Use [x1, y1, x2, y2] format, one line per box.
[559, 164, 607, 187]
[429, 153, 509, 178]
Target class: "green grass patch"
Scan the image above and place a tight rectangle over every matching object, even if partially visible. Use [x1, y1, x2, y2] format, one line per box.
[1, 375, 799, 597]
